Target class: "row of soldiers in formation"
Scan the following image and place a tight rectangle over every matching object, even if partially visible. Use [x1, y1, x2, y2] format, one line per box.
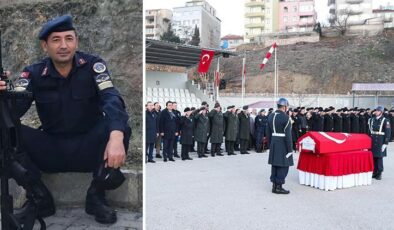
[145, 100, 394, 163]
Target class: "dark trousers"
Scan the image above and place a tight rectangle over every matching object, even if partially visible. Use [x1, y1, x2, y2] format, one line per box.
[240, 139, 249, 153]
[181, 144, 191, 159]
[270, 166, 289, 185]
[173, 136, 178, 155]
[373, 157, 384, 174]
[205, 134, 211, 151]
[211, 143, 221, 156]
[155, 135, 162, 156]
[197, 142, 205, 156]
[255, 130, 264, 152]
[249, 134, 255, 149]
[20, 119, 131, 177]
[226, 140, 235, 154]
[146, 143, 155, 161]
[163, 138, 174, 160]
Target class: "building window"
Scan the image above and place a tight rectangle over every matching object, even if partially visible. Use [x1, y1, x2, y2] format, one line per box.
[284, 7, 288, 13]
[284, 16, 288, 22]
[293, 16, 297, 22]
[293, 6, 297, 12]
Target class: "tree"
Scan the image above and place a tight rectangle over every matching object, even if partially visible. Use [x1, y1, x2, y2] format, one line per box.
[189, 25, 200, 46]
[160, 23, 181, 43]
[330, 8, 354, 36]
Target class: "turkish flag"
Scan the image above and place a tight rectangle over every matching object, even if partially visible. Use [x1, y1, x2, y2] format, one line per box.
[198, 49, 215, 73]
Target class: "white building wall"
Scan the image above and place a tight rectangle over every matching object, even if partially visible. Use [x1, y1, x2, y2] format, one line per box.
[146, 71, 188, 89]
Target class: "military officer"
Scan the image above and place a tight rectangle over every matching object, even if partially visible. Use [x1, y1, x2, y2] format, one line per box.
[368, 106, 391, 180]
[255, 109, 268, 153]
[350, 108, 360, 133]
[266, 98, 293, 194]
[193, 107, 210, 158]
[323, 108, 334, 132]
[0, 15, 131, 224]
[208, 102, 224, 157]
[224, 105, 238, 155]
[333, 109, 343, 132]
[179, 107, 194, 160]
[342, 108, 351, 133]
[239, 105, 251, 154]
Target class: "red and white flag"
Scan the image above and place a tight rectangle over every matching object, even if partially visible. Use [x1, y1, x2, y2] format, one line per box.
[260, 42, 277, 70]
[198, 49, 215, 73]
[214, 70, 220, 87]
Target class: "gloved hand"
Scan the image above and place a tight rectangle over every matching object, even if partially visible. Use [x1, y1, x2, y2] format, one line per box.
[381, 144, 387, 152]
[286, 152, 293, 158]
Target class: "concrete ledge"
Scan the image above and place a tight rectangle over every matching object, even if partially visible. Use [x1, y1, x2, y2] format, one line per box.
[10, 170, 142, 211]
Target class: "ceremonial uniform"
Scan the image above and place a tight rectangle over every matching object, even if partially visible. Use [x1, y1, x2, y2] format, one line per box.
[350, 113, 360, 133]
[239, 110, 250, 154]
[323, 113, 334, 132]
[342, 113, 351, 133]
[208, 109, 224, 156]
[333, 113, 343, 132]
[224, 111, 238, 155]
[194, 110, 210, 158]
[368, 114, 391, 179]
[179, 114, 194, 160]
[267, 109, 293, 191]
[255, 113, 268, 152]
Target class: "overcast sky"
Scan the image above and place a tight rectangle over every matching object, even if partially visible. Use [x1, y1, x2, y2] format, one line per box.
[145, 0, 392, 36]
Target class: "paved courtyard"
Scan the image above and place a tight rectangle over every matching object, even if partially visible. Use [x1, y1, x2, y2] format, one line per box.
[146, 142, 394, 230]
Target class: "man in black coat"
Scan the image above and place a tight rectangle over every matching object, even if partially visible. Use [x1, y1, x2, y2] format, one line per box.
[266, 98, 293, 194]
[179, 108, 194, 160]
[323, 108, 334, 132]
[312, 108, 324, 131]
[389, 109, 394, 142]
[153, 102, 162, 158]
[359, 109, 367, 134]
[342, 108, 351, 133]
[255, 109, 268, 153]
[239, 106, 251, 154]
[368, 106, 391, 180]
[297, 107, 307, 137]
[208, 102, 224, 157]
[350, 108, 360, 133]
[172, 102, 181, 158]
[159, 101, 178, 162]
[146, 102, 158, 163]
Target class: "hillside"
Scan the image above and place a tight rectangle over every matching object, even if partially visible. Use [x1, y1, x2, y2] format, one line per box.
[212, 31, 394, 94]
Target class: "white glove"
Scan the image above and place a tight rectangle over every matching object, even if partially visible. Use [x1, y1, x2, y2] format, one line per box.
[286, 152, 294, 158]
[381, 144, 387, 152]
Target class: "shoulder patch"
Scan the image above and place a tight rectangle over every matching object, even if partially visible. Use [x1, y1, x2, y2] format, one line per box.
[41, 67, 48, 76]
[21, 71, 30, 79]
[14, 78, 30, 91]
[95, 73, 111, 83]
[93, 62, 106, 73]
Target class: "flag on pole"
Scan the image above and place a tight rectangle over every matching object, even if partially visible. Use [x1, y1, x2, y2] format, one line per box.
[198, 49, 215, 73]
[214, 71, 220, 87]
[260, 42, 277, 70]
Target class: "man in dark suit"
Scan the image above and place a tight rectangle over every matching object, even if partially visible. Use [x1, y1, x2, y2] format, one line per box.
[266, 98, 293, 194]
[159, 101, 178, 162]
[146, 101, 158, 163]
[239, 106, 251, 154]
[172, 102, 181, 158]
[179, 108, 194, 160]
[154, 102, 162, 158]
[333, 109, 343, 132]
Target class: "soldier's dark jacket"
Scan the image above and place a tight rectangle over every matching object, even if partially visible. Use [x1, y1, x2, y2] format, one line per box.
[224, 111, 238, 142]
[14, 51, 129, 135]
[238, 111, 250, 140]
[193, 111, 210, 143]
[208, 109, 224, 143]
[266, 110, 294, 167]
[368, 116, 391, 158]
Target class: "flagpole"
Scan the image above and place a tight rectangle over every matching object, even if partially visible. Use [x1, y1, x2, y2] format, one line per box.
[216, 57, 220, 101]
[274, 46, 277, 102]
[241, 57, 245, 106]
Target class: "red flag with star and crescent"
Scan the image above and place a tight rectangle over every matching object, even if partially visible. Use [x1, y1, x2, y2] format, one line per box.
[198, 49, 215, 73]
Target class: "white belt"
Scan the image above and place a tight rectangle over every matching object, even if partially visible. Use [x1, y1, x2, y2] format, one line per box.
[272, 133, 285, 137]
[371, 131, 385, 135]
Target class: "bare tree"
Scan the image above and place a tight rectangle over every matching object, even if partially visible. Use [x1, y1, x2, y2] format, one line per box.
[331, 8, 354, 36]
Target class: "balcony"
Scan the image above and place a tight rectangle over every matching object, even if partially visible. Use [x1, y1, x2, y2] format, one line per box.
[245, 12, 265, 17]
[245, 23, 264, 28]
[245, 1, 264, 7]
[346, 0, 363, 4]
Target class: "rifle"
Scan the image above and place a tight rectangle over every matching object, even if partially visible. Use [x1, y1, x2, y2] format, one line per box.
[0, 31, 46, 230]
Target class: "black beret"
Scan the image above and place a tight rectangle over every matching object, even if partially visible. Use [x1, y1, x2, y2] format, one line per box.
[39, 15, 75, 40]
[269, 108, 273, 111]
[191, 107, 196, 110]
[184, 107, 191, 112]
[243, 105, 249, 110]
[214, 102, 221, 108]
[318, 108, 323, 112]
[301, 107, 305, 110]
[293, 108, 299, 113]
[336, 109, 342, 112]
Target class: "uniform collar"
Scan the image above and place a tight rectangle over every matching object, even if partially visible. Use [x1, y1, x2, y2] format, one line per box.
[41, 52, 86, 77]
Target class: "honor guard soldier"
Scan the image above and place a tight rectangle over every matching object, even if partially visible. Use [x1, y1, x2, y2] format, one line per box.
[1, 15, 131, 224]
[368, 106, 391, 180]
[266, 98, 294, 194]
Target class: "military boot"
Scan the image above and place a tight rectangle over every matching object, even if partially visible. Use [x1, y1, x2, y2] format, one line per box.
[273, 184, 290, 194]
[85, 183, 117, 224]
[15, 180, 56, 219]
[272, 183, 276, 193]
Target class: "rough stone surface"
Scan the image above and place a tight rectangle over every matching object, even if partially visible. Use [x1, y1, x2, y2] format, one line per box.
[10, 170, 142, 210]
[0, 0, 143, 169]
[147, 142, 394, 230]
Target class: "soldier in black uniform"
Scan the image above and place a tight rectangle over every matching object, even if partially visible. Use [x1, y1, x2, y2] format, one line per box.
[342, 108, 351, 133]
[255, 109, 268, 153]
[312, 107, 324, 131]
[194, 107, 210, 158]
[1, 15, 131, 224]
[350, 108, 360, 133]
[266, 98, 294, 194]
[323, 108, 334, 132]
[368, 106, 391, 180]
[389, 108, 394, 142]
[306, 108, 313, 132]
[333, 109, 343, 132]
[297, 107, 307, 136]
[359, 109, 367, 134]
[172, 102, 181, 158]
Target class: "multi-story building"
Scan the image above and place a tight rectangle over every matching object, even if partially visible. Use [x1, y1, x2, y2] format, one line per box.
[328, 0, 374, 26]
[244, 0, 279, 43]
[172, 0, 221, 48]
[278, 0, 316, 32]
[221, 34, 244, 50]
[373, 2, 394, 28]
[145, 9, 173, 40]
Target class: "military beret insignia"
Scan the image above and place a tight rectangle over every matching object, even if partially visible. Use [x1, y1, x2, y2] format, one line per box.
[14, 78, 29, 91]
[93, 62, 107, 73]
